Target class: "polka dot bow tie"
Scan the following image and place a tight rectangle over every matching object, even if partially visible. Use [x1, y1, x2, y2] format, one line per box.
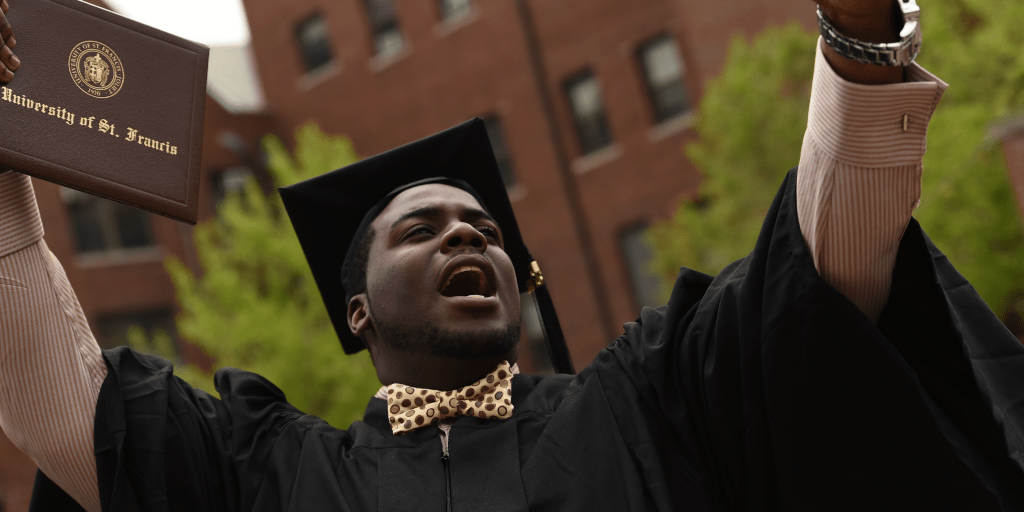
[386, 361, 514, 435]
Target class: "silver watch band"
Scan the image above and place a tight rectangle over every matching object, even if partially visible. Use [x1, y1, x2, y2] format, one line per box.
[817, 0, 922, 67]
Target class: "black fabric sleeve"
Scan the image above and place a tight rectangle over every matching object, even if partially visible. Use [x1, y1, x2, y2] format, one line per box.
[595, 168, 1024, 511]
[91, 347, 304, 512]
[28, 469, 88, 512]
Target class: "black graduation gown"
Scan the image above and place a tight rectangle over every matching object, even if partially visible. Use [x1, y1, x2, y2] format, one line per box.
[31, 169, 1024, 511]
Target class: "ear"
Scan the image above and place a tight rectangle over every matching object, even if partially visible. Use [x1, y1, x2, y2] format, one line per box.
[347, 293, 373, 338]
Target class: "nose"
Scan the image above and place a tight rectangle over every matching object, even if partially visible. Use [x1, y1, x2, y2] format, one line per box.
[440, 222, 488, 253]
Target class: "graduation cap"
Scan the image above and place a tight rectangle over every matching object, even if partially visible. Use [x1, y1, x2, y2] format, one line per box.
[279, 118, 575, 375]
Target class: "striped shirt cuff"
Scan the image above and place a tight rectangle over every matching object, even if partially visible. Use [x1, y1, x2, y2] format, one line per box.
[0, 172, 44, 259]
[807, 38, 947, 168]
[798, 39, 947, 322]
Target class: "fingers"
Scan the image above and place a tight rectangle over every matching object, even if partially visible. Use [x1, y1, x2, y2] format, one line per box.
[0, 3, 11, 45]
[0, 0, 15, 83]
[1, 0, 14, 50]
[0, 40, 18, 81]
[0, 43, 15, 68]
[0, 43, 12, 82]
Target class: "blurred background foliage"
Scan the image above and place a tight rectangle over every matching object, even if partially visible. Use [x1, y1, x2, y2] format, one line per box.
[649, 0, 1024, 319]
[136, 0, 1024, 427]
[142, 123, 380, 429]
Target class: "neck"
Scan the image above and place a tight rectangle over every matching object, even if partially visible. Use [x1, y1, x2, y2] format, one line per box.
[371, 348, 517, 390]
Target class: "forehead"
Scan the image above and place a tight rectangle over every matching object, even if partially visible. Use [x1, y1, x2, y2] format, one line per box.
[372, 183, 486, 228]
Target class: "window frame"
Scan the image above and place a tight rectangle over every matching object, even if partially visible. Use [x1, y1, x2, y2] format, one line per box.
[618, 221, 664, 311]
[295, 13, 335, 74]
[209, 165, 257, 209]
[438, 0, 473, 22]
[363, 0, 405, 58]
[61, 187, 156, 256]
[636, 33, 690, 124]
[482, 115, 517, 190]
[563, 69, 614, 156]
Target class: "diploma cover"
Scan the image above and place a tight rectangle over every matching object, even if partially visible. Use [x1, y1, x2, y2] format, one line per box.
[0, 0, 209, 224]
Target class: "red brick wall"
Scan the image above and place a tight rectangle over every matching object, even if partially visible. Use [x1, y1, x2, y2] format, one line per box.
[241, 0, 811, 366]
[1, 0, 820, 505]
[671, 0, 816, 98]
[244, 0, 612, 366]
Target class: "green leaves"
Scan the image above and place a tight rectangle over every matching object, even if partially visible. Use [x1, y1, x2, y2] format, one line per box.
[912, 0, 1024, 316]
[160, 123, 380, 428]
[649, 24, 815, 280]
[651, 1, 1024, 320]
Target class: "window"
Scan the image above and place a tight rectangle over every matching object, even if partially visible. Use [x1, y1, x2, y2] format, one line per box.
[483, 116, 517, 189]
[619, 223, 664, 310]
[364, 0, 404, 58]
[96, 308, 177, 352]
[439, 0, 473, 21]
[296, 14, 334, 73]
[638, 35, 689, 123]
[61, 188, 155, 254]
[564, 70, 613, 155]
[210, 166, 255, 207]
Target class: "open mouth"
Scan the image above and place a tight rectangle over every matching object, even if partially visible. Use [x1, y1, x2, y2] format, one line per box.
[439, 265, 496, 298]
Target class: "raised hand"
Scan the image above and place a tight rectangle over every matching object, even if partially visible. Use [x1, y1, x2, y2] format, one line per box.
[1, 0, 19, 83]
[811, 0, 906, 85]
[814, 0, 902, 43]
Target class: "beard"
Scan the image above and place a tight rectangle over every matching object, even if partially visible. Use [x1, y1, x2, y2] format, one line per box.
[373, 315, 521, 359]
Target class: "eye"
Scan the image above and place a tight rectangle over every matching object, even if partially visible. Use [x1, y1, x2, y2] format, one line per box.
[477, 226, 500, 243]
[403, 225, 435, 240]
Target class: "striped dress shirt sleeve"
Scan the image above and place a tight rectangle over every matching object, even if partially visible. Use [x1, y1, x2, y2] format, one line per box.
[796, 38, 947, 322]
[0, 40, 945, 512]
[0, 171, 105, 512]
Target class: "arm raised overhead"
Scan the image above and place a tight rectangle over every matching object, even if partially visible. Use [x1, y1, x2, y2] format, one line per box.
[0, 171, 105, 512]
[797, 0, 946, 322]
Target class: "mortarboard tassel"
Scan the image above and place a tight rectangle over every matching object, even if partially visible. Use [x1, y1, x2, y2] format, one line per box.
[529, 261, 575, 375]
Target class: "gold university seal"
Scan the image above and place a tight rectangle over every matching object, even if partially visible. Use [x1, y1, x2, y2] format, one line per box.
[68, 41, 125, 99]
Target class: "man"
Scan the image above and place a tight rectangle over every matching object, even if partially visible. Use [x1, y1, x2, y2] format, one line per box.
[2, 0, 1023, 511]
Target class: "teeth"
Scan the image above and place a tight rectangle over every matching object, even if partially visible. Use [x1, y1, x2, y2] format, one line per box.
[467, 294, 484, 299]
[440, 265, 492, 297]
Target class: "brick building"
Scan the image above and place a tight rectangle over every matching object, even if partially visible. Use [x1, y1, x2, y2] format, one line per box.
[0, 0, 827, 508]
[242, 0, 815, 368]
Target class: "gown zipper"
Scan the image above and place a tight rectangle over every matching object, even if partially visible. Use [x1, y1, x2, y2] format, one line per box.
[439, 422, 453, 512]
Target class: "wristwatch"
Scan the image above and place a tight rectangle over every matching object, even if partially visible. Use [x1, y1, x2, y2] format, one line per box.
[817, 0, 922, 66]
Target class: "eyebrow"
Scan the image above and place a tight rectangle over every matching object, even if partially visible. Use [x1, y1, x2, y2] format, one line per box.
[389, 205, 497, 232]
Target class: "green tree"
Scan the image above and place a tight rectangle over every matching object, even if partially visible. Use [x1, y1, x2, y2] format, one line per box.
[649, 23, 815, 278]
[650, 0, 1024, 317]
[148, 123, 380, 429]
